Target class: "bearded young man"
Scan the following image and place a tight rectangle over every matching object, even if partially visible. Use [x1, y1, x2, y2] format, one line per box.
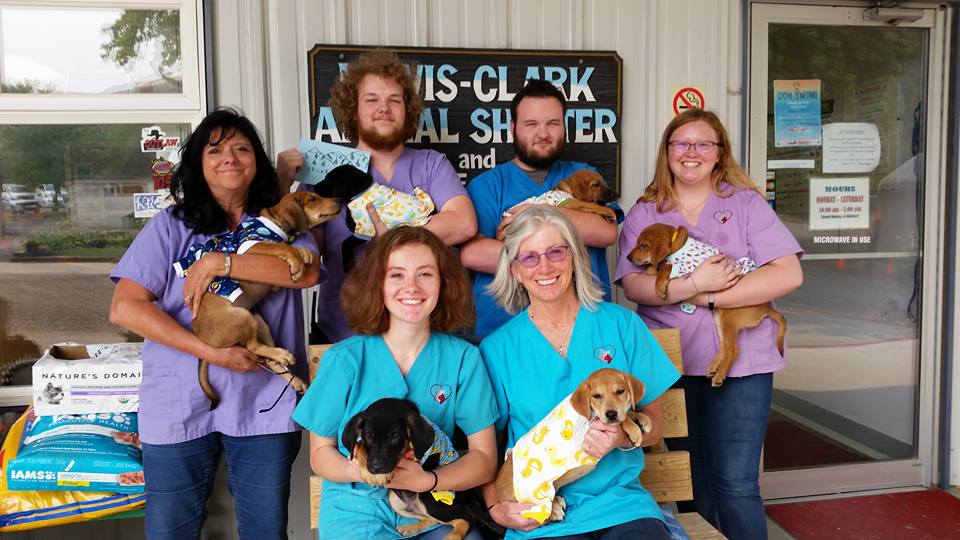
[461, 79, 621, 337]
[278, 50, 477, 343]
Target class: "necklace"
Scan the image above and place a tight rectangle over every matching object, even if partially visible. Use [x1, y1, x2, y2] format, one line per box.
[677, 193, 710, 216]
[529, 304, 578, 357]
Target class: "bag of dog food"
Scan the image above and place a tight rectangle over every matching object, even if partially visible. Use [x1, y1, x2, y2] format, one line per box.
[0, 406, 144, 532]
[5, 408, 144, 494]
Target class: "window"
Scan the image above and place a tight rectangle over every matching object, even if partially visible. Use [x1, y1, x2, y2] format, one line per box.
[0, 1, 206, 404]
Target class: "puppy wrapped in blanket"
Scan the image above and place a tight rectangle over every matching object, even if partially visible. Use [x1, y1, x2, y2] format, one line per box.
[174, 191, 340, 408]
[342, 398, 503, 540]
[493, 368, 652, 524]
[314, 164, 436, 271]
[627, 223, 786, 386]
[502, 170, 619, 224]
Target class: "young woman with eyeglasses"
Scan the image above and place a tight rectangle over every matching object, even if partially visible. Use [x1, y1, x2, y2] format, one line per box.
[478, 206, 680, 539]
[615, 109, 803, 540]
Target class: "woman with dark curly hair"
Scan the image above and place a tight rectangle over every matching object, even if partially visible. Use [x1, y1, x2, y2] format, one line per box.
[293, 226, 498, 540]
[109, 108, 320, 539]
[277, 50, 477, 344]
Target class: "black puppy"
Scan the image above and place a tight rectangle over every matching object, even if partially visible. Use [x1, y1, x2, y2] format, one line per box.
[312, 164, 378, 272]
[342, 398, 503, 540]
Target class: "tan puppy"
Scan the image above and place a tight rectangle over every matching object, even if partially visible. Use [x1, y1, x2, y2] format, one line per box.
[552, 170, 620, 222]
[191, 192, 340, 408]
[628, 223, 786, 386]
[494, 368, 652, 523]
[497, 171, 619, 240]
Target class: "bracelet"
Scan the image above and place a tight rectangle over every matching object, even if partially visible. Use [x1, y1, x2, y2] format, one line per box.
[688, 273, 700, 292]
[223, 254, 232, 277]
[708, 292, 716, 312]
[427, 470, 439, 491]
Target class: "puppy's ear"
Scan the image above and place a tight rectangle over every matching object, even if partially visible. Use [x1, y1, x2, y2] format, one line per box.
[570, 378, 593, 418]
[273, 196, 310, 234]
[671, 226, 689, 253]
[402, 401, 435, 459]
[621, 372, 646, 408]
[341, 411, 365, 460]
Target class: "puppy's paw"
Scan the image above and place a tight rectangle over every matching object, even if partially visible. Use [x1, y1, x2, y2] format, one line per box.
[396, 524, 419, 536]
[359, 468, 392, 487]
[289, 376, 308, 393]
[635, 412, 654, 435]
[601, 207, 617, 223]
[294, 247, 314, 267]
[655, 279, 669, 300]
[548, 496, 566, 522]
[275, 348, 296, 367]
[288, 260, 306, 282]
[706, 359, 727, 387]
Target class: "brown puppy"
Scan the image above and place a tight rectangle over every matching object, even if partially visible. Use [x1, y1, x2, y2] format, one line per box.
[553, 170, 620, 223]
[191, 192, 340, 408]
[628, 223, 786, 386]
[498, 171, 619, 241]
[493, 368, 652, 523]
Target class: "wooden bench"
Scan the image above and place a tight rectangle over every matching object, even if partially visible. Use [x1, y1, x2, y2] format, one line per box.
[640, 329, 726, 539]
[306, 329, 724, 538]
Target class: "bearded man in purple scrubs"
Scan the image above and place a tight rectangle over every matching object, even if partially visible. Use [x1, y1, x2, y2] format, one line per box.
[277, 50, 477, 343]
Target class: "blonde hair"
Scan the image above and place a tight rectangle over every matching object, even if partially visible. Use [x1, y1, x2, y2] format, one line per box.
[640, 109, 762, 211]
[487, 206, 602, 314]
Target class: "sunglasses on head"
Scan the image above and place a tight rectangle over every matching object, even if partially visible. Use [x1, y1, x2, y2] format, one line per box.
[514, 245, 570, 268]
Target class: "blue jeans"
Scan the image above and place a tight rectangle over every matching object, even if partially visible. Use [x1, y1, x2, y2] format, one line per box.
[543, 518, 671, 539]
[671, 374, 772, 540]
[141, 431, 301, 540]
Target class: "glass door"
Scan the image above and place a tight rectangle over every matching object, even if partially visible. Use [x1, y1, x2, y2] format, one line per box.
[749, 3, 947, 499]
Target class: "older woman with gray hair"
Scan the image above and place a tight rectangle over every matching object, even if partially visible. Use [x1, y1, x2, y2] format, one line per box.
[478, 206, 680, 540]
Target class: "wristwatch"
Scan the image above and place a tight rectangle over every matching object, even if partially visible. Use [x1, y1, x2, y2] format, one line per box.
[708, 293, 716, 312]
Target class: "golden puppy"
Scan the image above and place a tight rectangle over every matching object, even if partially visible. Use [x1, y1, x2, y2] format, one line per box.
[190, 192, 340, 408]
[628, 223, 786, 386]
[553, 170, 620, 222]
[493, 368, 652, 524]
[499, 171, 619, 242]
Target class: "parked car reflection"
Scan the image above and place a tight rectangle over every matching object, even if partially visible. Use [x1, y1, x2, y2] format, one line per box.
[35, 184, 69, 208]
[1, 184, 39, 213]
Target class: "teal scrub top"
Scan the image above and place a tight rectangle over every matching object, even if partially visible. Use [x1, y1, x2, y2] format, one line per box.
[292, 333, 499, 540]
[480, 302, 681, 539]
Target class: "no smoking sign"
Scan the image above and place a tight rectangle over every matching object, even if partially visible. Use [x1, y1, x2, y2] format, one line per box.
[672, 86, 705, 115]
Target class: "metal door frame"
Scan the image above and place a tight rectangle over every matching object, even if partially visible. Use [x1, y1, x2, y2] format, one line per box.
[747, 2, 949, 499]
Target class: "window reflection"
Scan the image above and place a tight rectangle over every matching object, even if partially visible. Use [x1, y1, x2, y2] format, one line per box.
[0, 7, 181, 94]
[0, 123, 189, 384]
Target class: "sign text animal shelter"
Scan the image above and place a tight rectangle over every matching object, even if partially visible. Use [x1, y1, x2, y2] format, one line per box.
[307, 45, 623, 191]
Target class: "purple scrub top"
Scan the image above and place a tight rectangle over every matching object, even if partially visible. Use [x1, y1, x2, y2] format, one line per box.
[615, 186, 803, 377]
[111, 208, 318, 445]
[303, 147, 466, 342]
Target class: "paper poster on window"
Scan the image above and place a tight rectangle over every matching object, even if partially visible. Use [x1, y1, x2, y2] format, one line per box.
[133, 191, 174, 219]
[822, 122, 881, 173]
[774, 80, 822, 148]
[808, 177, 869, 230]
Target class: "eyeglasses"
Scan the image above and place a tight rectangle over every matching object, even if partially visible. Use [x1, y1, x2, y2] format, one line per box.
[515, 245, 570, 268]
[668, 140, 721, 154]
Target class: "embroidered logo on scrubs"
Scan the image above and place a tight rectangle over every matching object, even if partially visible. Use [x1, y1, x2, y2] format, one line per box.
[430, 384, 452, 404]
[593, 345, 616, 364]
[714, 209, 733, 224]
